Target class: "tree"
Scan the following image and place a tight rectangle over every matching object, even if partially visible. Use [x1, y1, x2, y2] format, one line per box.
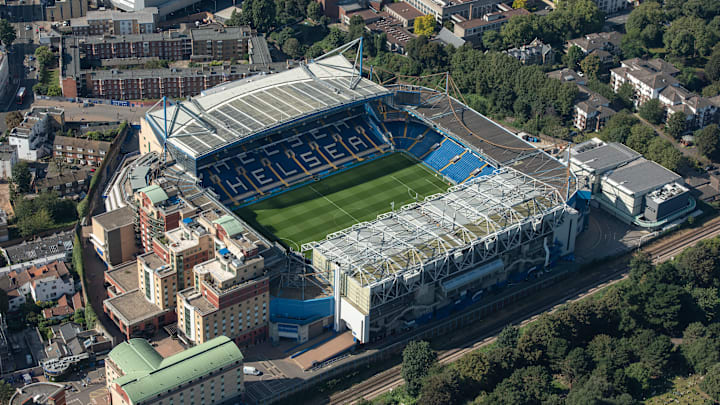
[347, 14, 366, 40]
[18, 208, 54, 237]
[561, 348, 591, 387]
[701, 362, 720, 402]
[665, 111, 687, 138]
[12, 161, 31, 193]
[414, 15, 436, 37]
[0, 19, 16, 47]
[638, 99, 665, 124]
[497, 325, 520, 349]
[625, 2, 665, 48]
[401, 340, 437, 396]
[646, 137, 683, 171]
[282, 38, 302, 59]
[564, 45, 584, 70]
[0, 380, 13, 404]
[480, 366, 555, 405]
[579, 54, 600, 80]
[419, 369, 461, 405]
[483, 30, 504, 51]
[707, 48, 720, 82]
[226, 9, 243, 26]
[664, 17, 717, 58]
[500, 14, 537, 48]
[616, 82, 635, 109]
[625, 124, 655, 155]
[242, 0, 276, 32]
[695, 124, 720, 160]
[5, 111, 23, 129]
[46, 85, 62, 97]
[307, 1, 323, 21]
[0, 289, 7, 315]
[34, 46, 55, 69]
[512, 0, 527, 9]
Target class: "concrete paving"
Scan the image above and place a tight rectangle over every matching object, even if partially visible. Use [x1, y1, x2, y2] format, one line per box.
[575, 209, 651, 263]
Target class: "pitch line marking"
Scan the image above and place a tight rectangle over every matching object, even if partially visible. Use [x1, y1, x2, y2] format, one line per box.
[390, 175, 422, 200]
[308, 186, 359, 223]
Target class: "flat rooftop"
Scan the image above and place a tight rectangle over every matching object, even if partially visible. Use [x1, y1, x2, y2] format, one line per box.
[145, 54, 390, 159]
[104, 289, 167, 326]
[602, 158, 682, 196]
[571, 141, 641, 174]
[182, 289, 217, 315]
[10, 382, 65, 405]
[93, 206, 135, 230]
[106, 261, 139, 292]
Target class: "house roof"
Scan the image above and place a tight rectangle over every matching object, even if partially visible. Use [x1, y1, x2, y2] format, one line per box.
[109, 336, 243, 404]
[54, 136, 111, 153]
[384, 2, 423, 21]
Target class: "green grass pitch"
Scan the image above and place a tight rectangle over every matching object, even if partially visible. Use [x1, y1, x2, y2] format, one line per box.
[234, 153, 451, 250]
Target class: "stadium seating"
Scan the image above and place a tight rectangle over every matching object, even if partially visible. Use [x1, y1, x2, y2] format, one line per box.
[198, 110, 391, 205]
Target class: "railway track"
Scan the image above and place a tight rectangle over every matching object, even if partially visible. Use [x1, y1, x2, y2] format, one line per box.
[327, 217, 720, 405]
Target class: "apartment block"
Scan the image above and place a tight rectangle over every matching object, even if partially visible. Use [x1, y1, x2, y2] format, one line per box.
[453, 8, 529, 45]
[79, 31, 191, 61]
[53, 136, 110, 167]
[70, 8, 158, 36]
[611, 58, 718, 130]
[9, 107, 64, 161]
[189, 25, 254, 61]
[90, 206, 138, 267]
[403, 0, 502, 22]
[106, 336, 244, 405]
[177, 213, 269, 348]
[134, 183, 194, 252]
[156, 217, 214, 292]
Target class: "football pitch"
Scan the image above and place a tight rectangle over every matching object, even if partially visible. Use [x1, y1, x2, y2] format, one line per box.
[235, 153, 451, 250]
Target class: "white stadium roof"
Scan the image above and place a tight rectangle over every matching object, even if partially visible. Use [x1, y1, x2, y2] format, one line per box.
[145, 54, 390, 159]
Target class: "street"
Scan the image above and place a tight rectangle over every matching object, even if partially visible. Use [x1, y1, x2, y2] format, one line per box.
[0, 21, 40, 130]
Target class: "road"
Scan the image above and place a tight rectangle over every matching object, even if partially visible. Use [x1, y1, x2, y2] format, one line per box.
[325, 217, 720, 404]
[0, 22, 39, 130]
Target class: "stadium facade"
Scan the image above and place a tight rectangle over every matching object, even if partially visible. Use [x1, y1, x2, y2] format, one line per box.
[140, 46, 583, 344]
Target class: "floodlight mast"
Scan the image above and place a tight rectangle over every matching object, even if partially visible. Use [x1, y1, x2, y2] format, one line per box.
[312, 37, 365, 90]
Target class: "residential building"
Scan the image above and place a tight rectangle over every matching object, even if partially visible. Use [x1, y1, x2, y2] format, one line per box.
[9, 107, 65, 161]
[366, 13, 416, 54]
[53, 136, 111, 167]
[9, 382, 65, 405]
[78, 31, 192, 61]
[403, 0, 503, 23]
[42, 293, 83, 320]
[7, 261, 75, 306]
[567, 31, 623, 55]
[105, 261, 140, 298]
[574, 90, 616, 132]
[45, 0, 88, 21]
[0, 144, 18, 179]
[103, 254, 177, 339]
[133, 183, 194, 252]
[504, 38, 554, 66]
[156, 217, 214, 293]
[590, 0, 626, 14]
[33, 167, 93, 197]
[70, 8, 158, 36]
[547, 68, 616, 132]
[189, 25, 254, 61]
[3, 230, 74, 266]
[42, 322, 111, 379]
[453, 8, 530, 45]
[177, 213, 269, 348]
[90, 206, 139, 267]
[383, 2, 423, 28]
[63, 61, 284, 101]
[611, 58, 717, 129]
[106, 336, 244, 405]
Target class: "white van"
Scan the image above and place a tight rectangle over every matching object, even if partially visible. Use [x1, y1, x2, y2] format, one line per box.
[243, 366, 261, 376]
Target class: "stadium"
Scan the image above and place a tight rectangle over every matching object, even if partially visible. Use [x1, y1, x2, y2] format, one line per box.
[140, 41, 583, 343]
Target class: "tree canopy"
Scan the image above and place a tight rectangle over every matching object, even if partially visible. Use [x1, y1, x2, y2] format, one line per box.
[402, 340, 437, 396]
[0, 19, 16, 47]
[414, 15, 436, 37]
